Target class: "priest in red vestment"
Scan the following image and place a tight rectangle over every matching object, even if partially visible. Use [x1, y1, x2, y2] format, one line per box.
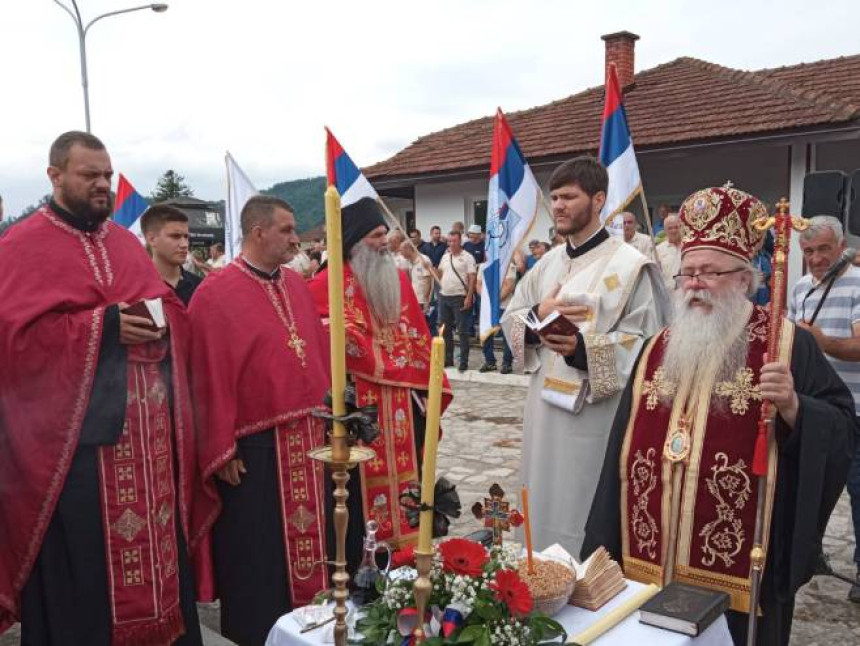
[583, 186, 856, 646]
[308, 197, 453, 573]
[189, 195, 331, 645]
[0, 132, 210, 645]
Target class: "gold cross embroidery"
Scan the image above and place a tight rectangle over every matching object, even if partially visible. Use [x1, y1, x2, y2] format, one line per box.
[290, 505, 315, 533]
[642, 367, 675, 410]
[715, 367, 762, 416]
[287, 326, 307, 368]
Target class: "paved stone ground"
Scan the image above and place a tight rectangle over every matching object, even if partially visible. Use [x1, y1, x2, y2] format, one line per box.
[3, 378, 858, 644]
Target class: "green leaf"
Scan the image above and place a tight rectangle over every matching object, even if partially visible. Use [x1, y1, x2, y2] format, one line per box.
[456, 624, 485, 643]
[474, 627, 492, 646]
[474, 600, 501, 623]
[530, 614, 567, 642]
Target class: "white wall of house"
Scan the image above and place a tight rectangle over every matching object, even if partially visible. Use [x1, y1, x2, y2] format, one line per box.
[414, 179, 486, 235]
[414, 175, 557, 241]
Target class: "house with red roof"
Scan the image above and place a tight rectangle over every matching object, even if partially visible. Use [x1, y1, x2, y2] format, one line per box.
[365, 32, 860, 281]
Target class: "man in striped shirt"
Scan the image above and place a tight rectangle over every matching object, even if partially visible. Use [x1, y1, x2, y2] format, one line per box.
[788, 215, 860, 602]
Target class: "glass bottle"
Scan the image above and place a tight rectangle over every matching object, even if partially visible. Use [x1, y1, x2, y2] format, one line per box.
[351, 520, 391, 606]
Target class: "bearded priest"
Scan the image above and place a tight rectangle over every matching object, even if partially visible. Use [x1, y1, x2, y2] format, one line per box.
[582, 186, 856, 646]
[308, 197, 453, 573]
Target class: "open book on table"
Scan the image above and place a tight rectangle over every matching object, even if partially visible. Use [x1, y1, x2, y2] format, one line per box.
[541, 543, 627, 611]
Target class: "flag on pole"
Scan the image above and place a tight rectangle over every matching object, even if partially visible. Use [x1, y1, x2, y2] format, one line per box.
[325, 127, 379, 207]
[225, 152, 258, 262]
[479, 109, 541, 340]
[112, 174, 148, 244]
[599, 63, 642, 233]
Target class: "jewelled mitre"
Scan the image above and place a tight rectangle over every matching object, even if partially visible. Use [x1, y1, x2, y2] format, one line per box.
[678, 185, 768, 261]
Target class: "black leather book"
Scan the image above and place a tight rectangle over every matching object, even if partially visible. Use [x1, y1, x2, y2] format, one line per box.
[638, 582, 730, 636]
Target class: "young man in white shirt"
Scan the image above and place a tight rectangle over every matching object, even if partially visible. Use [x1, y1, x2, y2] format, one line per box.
[437, 229, 477, 371]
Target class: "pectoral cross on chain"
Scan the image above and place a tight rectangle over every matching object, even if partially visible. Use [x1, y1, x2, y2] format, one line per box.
[287, 327, 307, 368]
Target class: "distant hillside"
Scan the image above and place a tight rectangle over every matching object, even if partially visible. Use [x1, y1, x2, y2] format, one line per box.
[263, 176, 325, 233]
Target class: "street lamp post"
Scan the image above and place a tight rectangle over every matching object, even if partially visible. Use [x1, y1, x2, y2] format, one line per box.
[53, 0, 169, 132]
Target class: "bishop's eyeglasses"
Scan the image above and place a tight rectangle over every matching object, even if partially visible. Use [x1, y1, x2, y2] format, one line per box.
[672, 267, 746, 287]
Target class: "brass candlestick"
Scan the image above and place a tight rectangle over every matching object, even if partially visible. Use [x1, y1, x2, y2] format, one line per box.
[308, 444, 375, 645]
[412, 549, 434, 643]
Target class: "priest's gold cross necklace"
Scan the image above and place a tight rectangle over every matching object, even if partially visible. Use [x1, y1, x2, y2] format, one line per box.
[236, 260, 308, 368]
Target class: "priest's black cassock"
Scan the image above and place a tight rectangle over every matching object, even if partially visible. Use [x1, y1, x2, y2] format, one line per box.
[582, 325, 855, 646]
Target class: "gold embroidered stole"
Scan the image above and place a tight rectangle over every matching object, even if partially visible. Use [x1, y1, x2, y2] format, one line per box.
[620, 306, 793, 612]
[99, 359, 184, 645]
[355, 380, 420, 548]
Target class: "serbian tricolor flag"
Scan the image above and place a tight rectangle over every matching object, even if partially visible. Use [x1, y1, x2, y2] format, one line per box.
[479, 109, 541, 340]
[599, 63, 643, 231]
[112, 173, 148, 244]
[325, 127, 379, 207]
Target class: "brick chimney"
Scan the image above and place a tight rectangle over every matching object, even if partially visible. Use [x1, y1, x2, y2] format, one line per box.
[601, 31, 639, 89]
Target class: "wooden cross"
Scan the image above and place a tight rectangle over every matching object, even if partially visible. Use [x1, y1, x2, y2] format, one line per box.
[471, 483, 523, 546]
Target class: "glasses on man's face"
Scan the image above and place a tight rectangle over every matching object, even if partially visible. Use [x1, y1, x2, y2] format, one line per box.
[672, 267, 746, 287]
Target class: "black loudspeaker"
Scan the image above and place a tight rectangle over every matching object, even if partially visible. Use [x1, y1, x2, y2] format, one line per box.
[848, 169, 860, 238]
[802, 171, 847, 218]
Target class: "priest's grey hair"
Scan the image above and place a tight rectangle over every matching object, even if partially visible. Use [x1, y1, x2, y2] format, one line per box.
[661, 286, 752, 414]
[350, 242, 402, 327]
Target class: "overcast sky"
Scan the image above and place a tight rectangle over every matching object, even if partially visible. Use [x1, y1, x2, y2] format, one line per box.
[2, 0, 859, 217]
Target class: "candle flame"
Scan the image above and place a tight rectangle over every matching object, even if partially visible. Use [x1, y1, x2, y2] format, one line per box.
[438, 324, 445, 337]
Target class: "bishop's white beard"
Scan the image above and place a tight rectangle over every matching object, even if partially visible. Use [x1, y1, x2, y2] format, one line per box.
[661, 287, 751, 412]
[350, 243, 402, 327]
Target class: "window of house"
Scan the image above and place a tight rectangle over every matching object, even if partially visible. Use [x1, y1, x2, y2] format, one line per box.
[471, 199, 488, 230]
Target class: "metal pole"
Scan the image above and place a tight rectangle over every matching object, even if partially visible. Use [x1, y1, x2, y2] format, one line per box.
[79, 22, 91, 131]
[53, 1, 168, 132]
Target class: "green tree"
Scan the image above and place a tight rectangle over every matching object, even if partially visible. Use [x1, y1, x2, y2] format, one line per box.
[17, 194, 51, 219]
[150, 170, 194, 201]
[263, 176, 325, 233]
[0, 194, 51, 237]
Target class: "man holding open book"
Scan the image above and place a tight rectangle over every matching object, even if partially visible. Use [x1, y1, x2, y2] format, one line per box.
[501, 156, 669, 560]
[0, 132, 208, 645]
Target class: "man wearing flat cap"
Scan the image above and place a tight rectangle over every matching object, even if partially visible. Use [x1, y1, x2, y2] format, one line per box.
[308, 197, 453, 572]
[583, 185, 855, 645]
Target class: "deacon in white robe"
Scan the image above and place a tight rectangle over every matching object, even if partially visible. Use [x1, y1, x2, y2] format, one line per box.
[501, 157, 670, 558]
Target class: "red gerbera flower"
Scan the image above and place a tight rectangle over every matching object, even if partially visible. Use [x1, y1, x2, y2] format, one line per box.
[391, 544, 416, 569]
[437, 538, 488, 577]
[490, 569, 533, 617]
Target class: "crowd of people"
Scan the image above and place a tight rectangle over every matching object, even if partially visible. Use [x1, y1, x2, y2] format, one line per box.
[0, 132, 858, 646]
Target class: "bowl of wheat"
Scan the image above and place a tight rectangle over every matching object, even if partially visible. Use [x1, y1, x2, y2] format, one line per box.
[516, 556, 576, 616]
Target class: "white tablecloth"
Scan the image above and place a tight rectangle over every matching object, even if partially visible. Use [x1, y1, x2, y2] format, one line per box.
[265, 580, 733, 646]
